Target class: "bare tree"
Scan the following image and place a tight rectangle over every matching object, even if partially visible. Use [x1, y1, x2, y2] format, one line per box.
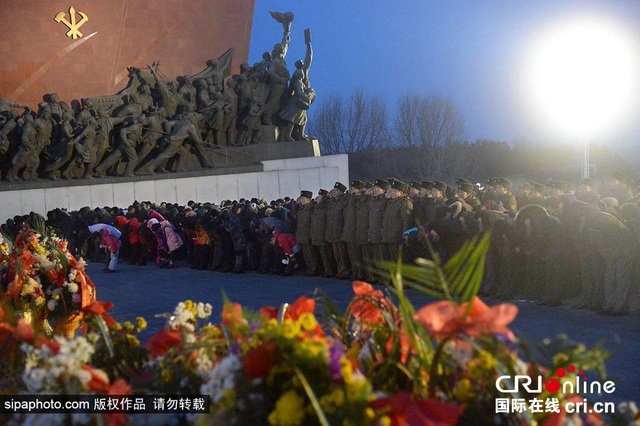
[391, 93, 467, 179]
[308, 89, 389, 154]
[393, 93, 466, 148]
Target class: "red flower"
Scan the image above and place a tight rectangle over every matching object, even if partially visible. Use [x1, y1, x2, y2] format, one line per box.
[414, 297, 517, 339]
[243, 344, 276, 378]
[146, 329, 183, 358]
[259, 306, 278, 321]
[350, 281, 396, 325]
[371, 392, 463, 426]
[81, 301, 117, 326]
[81, 365, 110, 393]
[105, 378, 132, 426]
[13, 318, 34, 342]
[222, 302, 244, 329]
[48, 270, 66, 288]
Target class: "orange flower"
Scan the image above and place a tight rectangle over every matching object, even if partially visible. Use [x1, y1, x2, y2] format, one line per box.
[222, 302, 244, 329]
[105, 378, 132, 426]
[259, 306, 278, 321]
[284, 296, 314, 321]
[350, 281, 396, 326]
[146, 329, 183, 358]
[371, 392, 463, 426]
[414, 297, 517, 340]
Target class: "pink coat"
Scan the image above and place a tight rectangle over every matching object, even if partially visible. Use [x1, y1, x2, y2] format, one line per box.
[161, 221, 183, 253]
[101, 229, 121, 253]
[148, 209, 166, 223]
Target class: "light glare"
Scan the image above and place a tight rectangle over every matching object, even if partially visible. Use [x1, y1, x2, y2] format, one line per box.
[527, 17, 637, 137]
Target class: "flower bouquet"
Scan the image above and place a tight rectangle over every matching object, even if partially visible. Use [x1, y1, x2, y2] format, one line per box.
[0, 215, 96, 337]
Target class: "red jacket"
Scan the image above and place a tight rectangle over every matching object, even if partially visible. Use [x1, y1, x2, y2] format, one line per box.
[273, 232, 297, 255]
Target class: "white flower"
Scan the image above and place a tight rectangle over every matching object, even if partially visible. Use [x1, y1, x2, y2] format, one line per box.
[76, 258, 87, 269]
[47, 299, 57, 311]
[64, 282, 79, 293]
[196, 303, 213, 319]
[200, 356, 241, 403]
[185, 334, 196, 344]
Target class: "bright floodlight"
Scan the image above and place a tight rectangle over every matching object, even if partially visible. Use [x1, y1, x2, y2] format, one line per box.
[527, 17, 637, 137]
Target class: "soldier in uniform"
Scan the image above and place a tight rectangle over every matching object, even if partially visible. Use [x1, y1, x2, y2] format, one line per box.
[516, 183, 533, 207]
[576, 178, 600, 204]
[342, 180, 366, 280]
[381, 180, 413, 262]
[456, 180, 481, 210]
[368, 179, 390, 281]
[311, 189, 336, 277]
[492, 178, 518, 212]
[294, 190, 322, 276]
[528, 181, 547, 205]
[355, 182, 373, 281]
[412, 181, 433, 225]
[326, 182, 351, 279]
[423, 181, 448, 223]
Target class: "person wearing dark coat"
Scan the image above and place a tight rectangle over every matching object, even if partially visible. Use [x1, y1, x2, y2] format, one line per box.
[326, 182, 351, 279]
[311, 189, 336, 277]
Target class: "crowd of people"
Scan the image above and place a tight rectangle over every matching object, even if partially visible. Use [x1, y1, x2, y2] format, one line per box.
[2, 171, 638, 316]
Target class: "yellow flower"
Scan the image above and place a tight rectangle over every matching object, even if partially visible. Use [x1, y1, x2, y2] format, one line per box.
[184, 300, 194, 311]
[281, 319, 301, 340]
[468, 350, 497, 380]
[298, 313, 317, 331]
[268, 390, 305, 426]
[341, 358, 354, 384]
[127, 334, 140, 347]
[453, 378, 475, 401]
[366, 408, 375, 419]
[161, 368, 172, 383]
[123, 321, 135, 333]
[380, 416, 392, 426]
[135, 316, 147, 332]
[35, 296, 45, 306]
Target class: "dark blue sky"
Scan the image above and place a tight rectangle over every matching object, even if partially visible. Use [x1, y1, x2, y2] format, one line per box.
[249, 1, 640, 152]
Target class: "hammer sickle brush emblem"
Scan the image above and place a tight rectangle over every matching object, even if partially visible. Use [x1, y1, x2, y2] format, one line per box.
[54, 7, 89, 39]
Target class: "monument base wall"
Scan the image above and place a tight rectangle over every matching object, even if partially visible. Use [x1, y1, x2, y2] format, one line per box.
[0, 154, 348, 220]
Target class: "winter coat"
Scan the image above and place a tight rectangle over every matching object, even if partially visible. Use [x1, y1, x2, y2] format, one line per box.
[326, 195, 347, 243]
[381, 196, 413, 244]
[100, 229, 121, 253]
[273, 232, 297, 255]
[148, 209, 166, 223]
[294, 202, 313, 245]
[161, 220, 183, 252]
[368, 195, 387, 244]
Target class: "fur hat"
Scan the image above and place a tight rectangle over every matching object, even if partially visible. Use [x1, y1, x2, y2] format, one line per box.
[334, 182, 347, 193]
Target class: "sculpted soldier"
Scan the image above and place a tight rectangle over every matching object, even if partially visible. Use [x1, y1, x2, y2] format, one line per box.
[342, 180, 365, 280]
[116, 94, 142, 118]
[43, 110, 75, 179]
[67, 117, 98, 179]
[42, 93, 71, 123]
[262, 13, 292, 125]
[7, 106, 54, 181]
[76, 99, 95, 127]
[151, 65, 180, 118]
[138, 84, 154, 112]
[95, 108, 128, 169]
[195, 79, 212, 111]
[223, 79, 239, 146]
[295, 190, 322, 276]
[207, 59, 224, 93]
[178, 76, 197, 106]
[94, 115, 142, 178]
[326, 182, 351, 279]
[142, 113, 213, 174]
[381, 180, 413, 262]
[310, 189, 336, 277]
[134, 108, 165, 170]
[280, 33, 314, 141]
[0, 97, 29, 114]
[237, 98, 263, 146]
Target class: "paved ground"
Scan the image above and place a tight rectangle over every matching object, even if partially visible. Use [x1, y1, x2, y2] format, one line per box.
[88, 261, 640, 404]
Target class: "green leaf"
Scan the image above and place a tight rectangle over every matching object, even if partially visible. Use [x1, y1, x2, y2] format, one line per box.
[294, 367, 330, 426]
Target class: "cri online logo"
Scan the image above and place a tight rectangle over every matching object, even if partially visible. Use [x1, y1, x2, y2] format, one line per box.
[496, 365, 616, 395]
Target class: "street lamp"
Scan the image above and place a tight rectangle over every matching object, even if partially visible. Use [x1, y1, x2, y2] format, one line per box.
[525, 16, 637, 180]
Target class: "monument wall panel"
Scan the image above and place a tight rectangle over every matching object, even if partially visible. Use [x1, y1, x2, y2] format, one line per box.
[0, 0, 255, 108]
[0, 154, 350, 220]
